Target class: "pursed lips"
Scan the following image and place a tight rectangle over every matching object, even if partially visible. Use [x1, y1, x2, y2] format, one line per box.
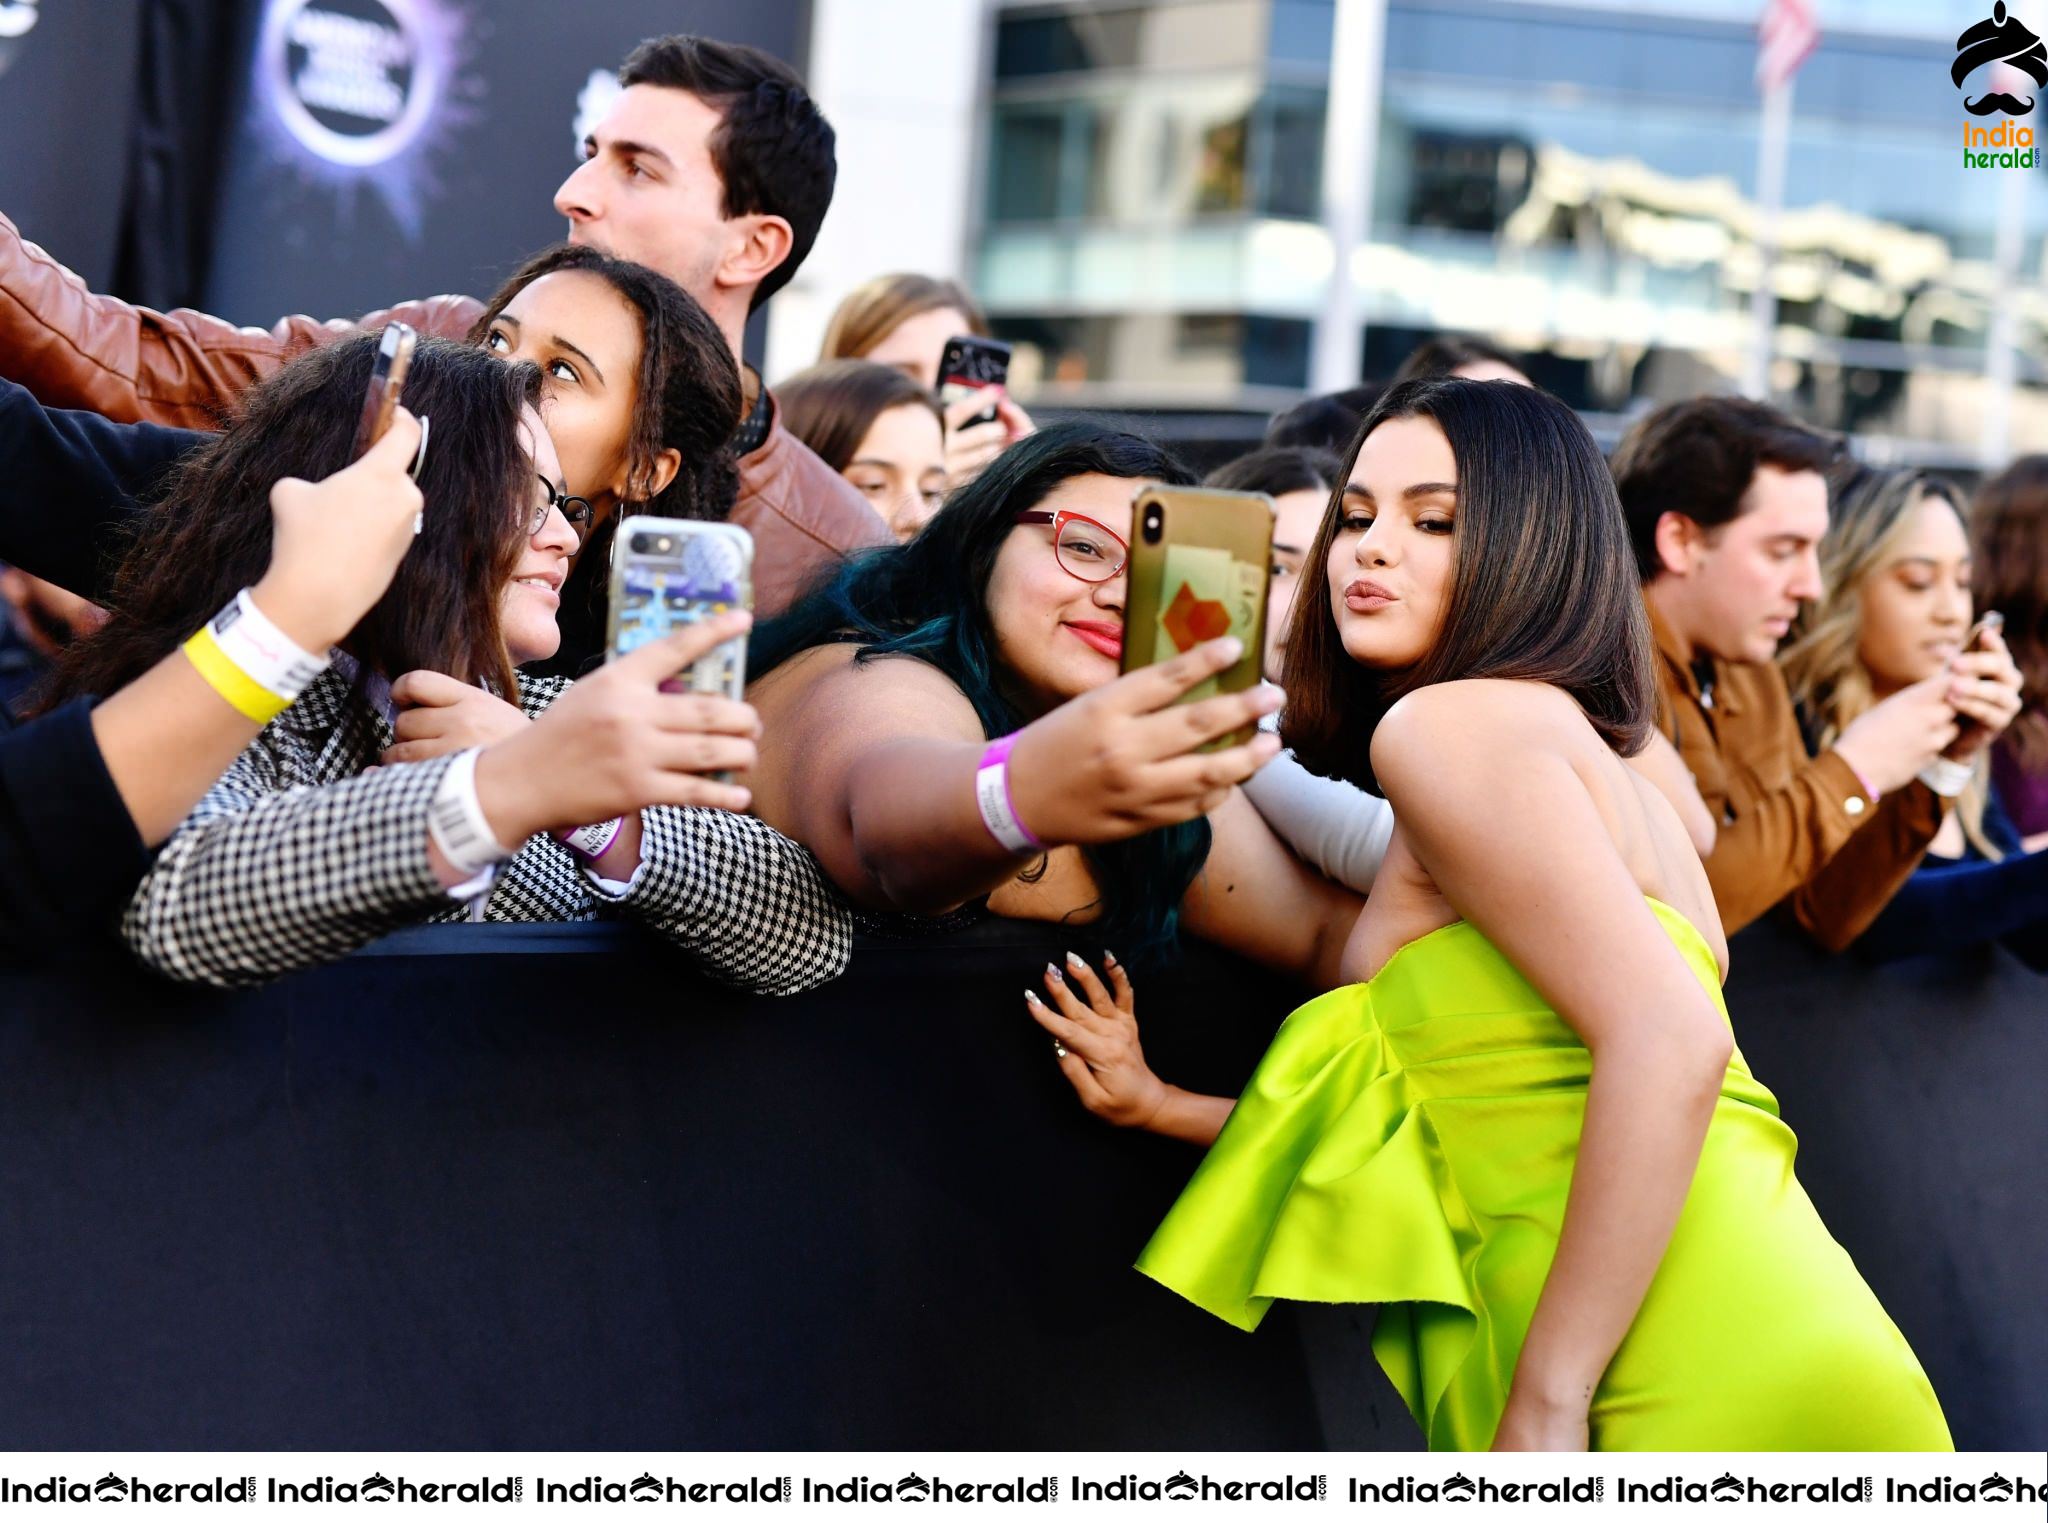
[1343, 578, 1398, 611]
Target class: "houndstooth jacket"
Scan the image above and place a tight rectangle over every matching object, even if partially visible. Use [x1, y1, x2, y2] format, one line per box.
[123, 667, 852, 993]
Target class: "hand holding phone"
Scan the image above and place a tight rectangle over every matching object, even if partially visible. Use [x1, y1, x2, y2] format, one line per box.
[1943, 610, 2021, 752]
[1118, 484, 1276, 750]
[937, 335, 1011, 429]
[607, 516, 754, 703]
[354, 322, 418, 460]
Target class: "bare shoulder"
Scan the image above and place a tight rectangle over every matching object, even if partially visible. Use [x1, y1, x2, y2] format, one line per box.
[1370, 679, 1589, 787]
[754, 643, 981, 740]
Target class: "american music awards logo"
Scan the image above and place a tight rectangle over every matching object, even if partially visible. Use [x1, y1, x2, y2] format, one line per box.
[253, 0, 480, 238]
[1955, 2, 2044, 168]
[0, 0, 38, 79]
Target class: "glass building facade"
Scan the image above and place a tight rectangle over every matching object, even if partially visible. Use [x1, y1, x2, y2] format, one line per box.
[975, 0, 2048, 459]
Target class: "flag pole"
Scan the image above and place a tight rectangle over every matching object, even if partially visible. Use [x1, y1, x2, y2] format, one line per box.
[1308, 0, 1386, 395]
[1743, 76, 1793, 401]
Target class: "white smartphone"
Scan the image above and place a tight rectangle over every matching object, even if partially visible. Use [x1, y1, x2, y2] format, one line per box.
[605, 516, 754, 701]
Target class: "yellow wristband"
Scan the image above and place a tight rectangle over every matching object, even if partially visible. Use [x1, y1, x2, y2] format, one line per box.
[183, 626, 291, 724]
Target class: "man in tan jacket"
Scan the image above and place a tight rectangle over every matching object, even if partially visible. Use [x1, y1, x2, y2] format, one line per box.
[0, 34, 886, 618]
[1612, 397, 2018, 950]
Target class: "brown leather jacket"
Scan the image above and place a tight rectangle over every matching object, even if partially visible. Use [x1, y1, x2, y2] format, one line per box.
[0, 210, 886, 616]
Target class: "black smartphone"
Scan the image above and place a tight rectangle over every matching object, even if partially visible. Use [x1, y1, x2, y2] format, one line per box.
[937, 335, 1011, 429]
[352, 321, 417, 460]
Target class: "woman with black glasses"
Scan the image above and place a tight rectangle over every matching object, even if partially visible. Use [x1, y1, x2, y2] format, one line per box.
[742, 423, 1363, 1002]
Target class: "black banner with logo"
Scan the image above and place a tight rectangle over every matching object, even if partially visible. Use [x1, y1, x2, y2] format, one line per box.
[0, 0, 148, 290]
[199, 0, 807, 329]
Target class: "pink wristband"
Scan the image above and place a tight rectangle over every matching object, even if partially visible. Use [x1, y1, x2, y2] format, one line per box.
[553, 816, 625, 865]
[975, 733, 1044, 854]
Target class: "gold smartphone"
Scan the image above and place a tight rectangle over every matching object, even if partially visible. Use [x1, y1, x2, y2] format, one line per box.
[1119, 483, 1275, 750]
[352, 321, 416, 459]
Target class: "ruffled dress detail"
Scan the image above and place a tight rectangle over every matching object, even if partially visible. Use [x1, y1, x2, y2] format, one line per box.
[1136, 899, 1952, 1452]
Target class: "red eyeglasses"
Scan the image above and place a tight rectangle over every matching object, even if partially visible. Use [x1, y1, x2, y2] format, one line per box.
[1014, 510, 1130, 584]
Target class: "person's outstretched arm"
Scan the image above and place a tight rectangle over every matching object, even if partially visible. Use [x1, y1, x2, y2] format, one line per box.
[763, 638, 1283, 918]
[0, 376, 203, 601]
[0, 415, 427, 962]
[1370, 680, 1733, 1453]
[1238, 746, 1395, 894]
[1851, 847, 2048, 966]
[0, 208, 478, 427]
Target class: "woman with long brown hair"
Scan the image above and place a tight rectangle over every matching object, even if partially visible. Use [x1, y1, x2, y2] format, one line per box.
[1118, 378, 1951, 1450]
[0, 383, 428, 964]
[48, 336, 848, 992]
[1779, 463, 2038, 965]
[818, 271, 1033, 482]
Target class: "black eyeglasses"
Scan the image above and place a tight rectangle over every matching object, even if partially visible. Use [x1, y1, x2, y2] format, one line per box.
[531, 473, 595, 540]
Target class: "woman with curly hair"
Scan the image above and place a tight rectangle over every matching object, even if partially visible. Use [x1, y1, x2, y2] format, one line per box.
[1778, 463, 2040, 967]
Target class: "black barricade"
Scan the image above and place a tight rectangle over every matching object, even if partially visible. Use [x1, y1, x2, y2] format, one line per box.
[1723, 926, 2048, 1453]
[1, 916, 2039, 1450]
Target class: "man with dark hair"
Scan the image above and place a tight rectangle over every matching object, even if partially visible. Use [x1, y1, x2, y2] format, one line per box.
[1612, 395, 1961, 949]
[0, 34, 885, 616]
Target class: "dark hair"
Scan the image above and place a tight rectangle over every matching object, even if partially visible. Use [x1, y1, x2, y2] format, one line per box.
[469, 243, 742, 522]
[46, 336, 541, 707]
[777, 359, 944, 473]
[1973, 455, 2048, 767]
[752, 422, 1206, 960]
[820, 274, 988, 363]
[1610, 396, 1840, 580]
[619, 35, 836, 312]
[1266, 384, 1382, 453]
[1204, 445, 1343, 499]
[1389, 333, 1528, 387]
[1282, 378, 1656, 790]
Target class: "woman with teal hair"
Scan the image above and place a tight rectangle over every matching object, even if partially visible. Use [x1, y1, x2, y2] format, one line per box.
[745, 422, 1363, 981]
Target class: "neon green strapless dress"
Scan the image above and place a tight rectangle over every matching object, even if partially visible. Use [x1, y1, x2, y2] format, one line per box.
[1137, 899, 1952, 1452]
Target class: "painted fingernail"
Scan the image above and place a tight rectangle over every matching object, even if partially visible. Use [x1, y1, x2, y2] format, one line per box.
[1214, 636, 1244, 661]
[1024, 989, 1043, 1006]
[1102, 949, 1118, 967]
[1045, 963, 1063, 982]
[1066, 950, 1086, 971]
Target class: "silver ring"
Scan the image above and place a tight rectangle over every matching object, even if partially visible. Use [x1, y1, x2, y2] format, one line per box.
[1051, 1038, 1069, 1060]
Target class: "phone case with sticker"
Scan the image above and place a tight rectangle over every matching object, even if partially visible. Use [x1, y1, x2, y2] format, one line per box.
[605, 517, 754, 702]
[1119, 484, 1275, 751]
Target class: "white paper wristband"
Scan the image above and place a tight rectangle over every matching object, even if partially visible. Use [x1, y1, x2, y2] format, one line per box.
[212, 588, 329, 702]
[428, 748, 517, 877]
